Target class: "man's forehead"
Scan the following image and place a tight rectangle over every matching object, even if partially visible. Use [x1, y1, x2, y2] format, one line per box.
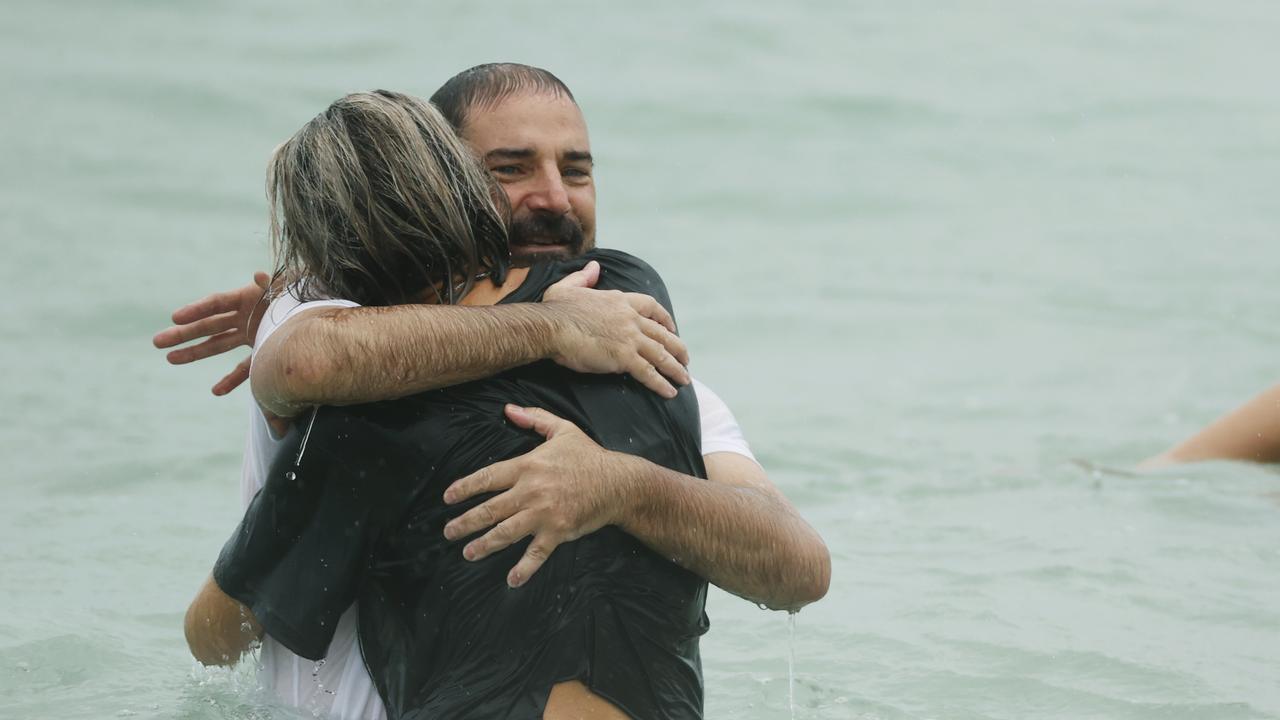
[460, 91, 590, 155]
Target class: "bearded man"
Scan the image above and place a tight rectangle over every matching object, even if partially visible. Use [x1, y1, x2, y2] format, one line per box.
[162, 64, 828, 720]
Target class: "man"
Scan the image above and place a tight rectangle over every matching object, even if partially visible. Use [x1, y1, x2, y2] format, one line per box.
[165, 64, 828, 719]
[195, 90, 716, 719]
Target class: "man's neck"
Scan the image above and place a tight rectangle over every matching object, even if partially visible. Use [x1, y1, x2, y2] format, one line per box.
[459, 266, 531, 307]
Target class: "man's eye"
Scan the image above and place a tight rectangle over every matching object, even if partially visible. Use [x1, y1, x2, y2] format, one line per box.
[490, 165, 523, 177]
[563, 168, 591, 179]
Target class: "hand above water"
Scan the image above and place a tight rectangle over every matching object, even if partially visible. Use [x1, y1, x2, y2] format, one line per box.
[442, 404, 633, 588]
[543, 260, 690, 398]
[152, 272, 270, 396]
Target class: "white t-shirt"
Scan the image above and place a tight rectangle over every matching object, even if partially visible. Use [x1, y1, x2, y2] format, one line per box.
[238, 291, 756, 720]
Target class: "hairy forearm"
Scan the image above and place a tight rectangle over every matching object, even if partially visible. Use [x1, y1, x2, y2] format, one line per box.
[254, 304, 557, 417]
[616, 455, 831, 611]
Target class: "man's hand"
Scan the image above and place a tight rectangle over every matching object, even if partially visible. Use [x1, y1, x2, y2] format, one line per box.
[185, 574, 262, 667]
[153, 272, 271, 395]
[544, 261, 690, 398]
[442, 404, 632, 588]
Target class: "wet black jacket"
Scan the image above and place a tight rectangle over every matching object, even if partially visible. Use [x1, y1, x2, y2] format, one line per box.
[214, 249, 708, 720]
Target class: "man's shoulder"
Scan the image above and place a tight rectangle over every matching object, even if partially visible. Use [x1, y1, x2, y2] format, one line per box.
[512, 248, 669, 306]
[583, 248, 658, 277]
[579, 248, 671, 307]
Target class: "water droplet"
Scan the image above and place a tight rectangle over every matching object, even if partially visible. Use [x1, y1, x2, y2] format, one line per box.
[788, 611, 797, 718]
[285, 471, 297, 481]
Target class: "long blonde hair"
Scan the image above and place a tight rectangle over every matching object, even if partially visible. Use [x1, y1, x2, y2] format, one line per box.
[267, 90, 509, 306]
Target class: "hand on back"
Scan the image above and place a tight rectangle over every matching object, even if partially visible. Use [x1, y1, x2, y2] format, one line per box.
[442, 404, 633, 588]
[543, 261, 690, 398]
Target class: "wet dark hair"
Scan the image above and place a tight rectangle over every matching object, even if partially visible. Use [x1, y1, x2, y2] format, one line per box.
[267, 90, 510, 307]
[429, 63, 576, 132]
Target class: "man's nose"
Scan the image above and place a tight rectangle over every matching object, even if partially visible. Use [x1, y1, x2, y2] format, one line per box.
[524, 169, 572, 215]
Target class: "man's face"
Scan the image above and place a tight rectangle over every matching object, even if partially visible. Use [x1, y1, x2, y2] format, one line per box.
[459, 92, 596, 262]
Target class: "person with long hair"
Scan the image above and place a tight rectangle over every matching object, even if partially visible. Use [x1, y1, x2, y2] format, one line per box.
[187, 89, 709, 719]
[173, 66, 828, 720]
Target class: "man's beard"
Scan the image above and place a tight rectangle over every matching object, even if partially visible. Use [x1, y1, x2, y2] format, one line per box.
[508, 210, 587, 265]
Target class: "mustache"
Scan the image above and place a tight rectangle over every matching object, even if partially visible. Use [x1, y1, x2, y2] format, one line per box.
[508, 211, 585, 250]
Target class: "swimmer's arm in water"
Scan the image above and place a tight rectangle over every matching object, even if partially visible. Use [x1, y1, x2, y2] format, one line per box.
[183, 574, 262, 667]
[1140, 382, 1280, 469]
[250, 262, 690, 418]
[444, 405, 831, 612]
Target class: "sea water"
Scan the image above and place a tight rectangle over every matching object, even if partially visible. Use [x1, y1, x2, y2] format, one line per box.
[2, 1, 1278, 718]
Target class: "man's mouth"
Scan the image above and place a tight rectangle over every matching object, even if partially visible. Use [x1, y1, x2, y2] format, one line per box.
[510, 243, 574, 263]
[508, 211, 585, 259]
[512, 236, 568, 248]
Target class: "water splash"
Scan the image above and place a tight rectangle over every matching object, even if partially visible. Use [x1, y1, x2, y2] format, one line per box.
[788, 611, 797, 719]
[312, 658, 336, 696]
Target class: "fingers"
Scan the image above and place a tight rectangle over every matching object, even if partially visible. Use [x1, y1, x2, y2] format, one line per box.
[443, 462, 518, 505]
[211, 357, 252, 396]
[253, 271, 270, 291]
[628, 356, 679, 399]
[153, 310, 242, 349]
[549, 260, 600, 291]
[640, 316, 690, 369]
[170, 288, 250, 326]
[503, 404, 576, 439]
[625, 292, 676, 334]
[451, 510, 562, 589]
[638, 336, 691, 390]
[458, 510, 533, 562]
[165, 328, 246, 365]
[152, 328, 180, 349]
[446, 489, 521, 542]
[507, 534, 559, 588]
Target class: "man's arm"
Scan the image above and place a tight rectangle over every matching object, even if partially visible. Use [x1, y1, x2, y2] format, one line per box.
[184, 574, 262, 667]
[626, 450, 831, 610]
[154, 263, 690, 408]
[443, 405, 831, 612]
[1140, 383, 1280, 469]
[252, 286, 686, 418]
